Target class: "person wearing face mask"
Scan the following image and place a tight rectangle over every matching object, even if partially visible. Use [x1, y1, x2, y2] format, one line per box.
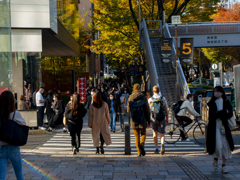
[46, 90, 54, 127]
[83, 89, 94, 109]
[47, 94, 63, 132]
[107, 93, 120, 133]
[36, 87, 46, 130]
[206, 86, 234, 174]
[120, 89, 129, 116]
[176, 94, 201, 141]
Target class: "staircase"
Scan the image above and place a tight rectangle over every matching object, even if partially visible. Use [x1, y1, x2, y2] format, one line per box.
[150, 38, 176, 107]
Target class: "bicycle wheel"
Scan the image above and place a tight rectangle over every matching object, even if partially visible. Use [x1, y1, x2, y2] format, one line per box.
[193, 123, 206, 144]
[165, 123, 181, 144]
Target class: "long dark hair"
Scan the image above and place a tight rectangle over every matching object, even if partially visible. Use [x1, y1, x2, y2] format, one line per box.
[210, 86, 227, 101]
[92, 92, 103, 108]
[70, 92, 80, 115]
[0, 91, 16, 119]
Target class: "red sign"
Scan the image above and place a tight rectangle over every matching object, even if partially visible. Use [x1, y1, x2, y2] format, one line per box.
[77, 77, 86, 102]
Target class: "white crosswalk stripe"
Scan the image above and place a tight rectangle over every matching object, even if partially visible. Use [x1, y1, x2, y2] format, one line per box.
[38, 133, 205, 152]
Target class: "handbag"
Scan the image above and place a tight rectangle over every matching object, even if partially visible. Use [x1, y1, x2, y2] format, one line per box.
[0, 111, 29, 146]
[63, 117, 68, 126]
[228, 115, 236, 130]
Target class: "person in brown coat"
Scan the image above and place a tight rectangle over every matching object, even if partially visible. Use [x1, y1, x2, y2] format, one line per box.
[88, 91, 111, 154]
[18, 95, 29, 110]
[127, 84, 150, 157]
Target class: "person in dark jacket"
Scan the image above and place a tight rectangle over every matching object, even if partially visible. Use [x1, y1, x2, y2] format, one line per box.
[206, 86, 234, 174]
[107, 93, 120, 133]
[47, 93, 63, 132]
[45, 90, 54, 125]
[84, 89, 96, 109]
[65, 93, 87, 155]
[127, 83, 150, 157]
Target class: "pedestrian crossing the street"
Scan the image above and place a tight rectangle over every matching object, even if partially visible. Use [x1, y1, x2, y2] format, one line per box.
[38, 132, 205, 152]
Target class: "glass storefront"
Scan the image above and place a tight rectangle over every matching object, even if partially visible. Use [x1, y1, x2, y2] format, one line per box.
[0, 0, 12, 94]
[12, 52, 42, 103]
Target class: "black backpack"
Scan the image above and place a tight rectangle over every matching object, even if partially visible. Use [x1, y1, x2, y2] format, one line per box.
[129, 97, 145, 123]
[172, 100, 184, 115]
[151, 96, 165, 122]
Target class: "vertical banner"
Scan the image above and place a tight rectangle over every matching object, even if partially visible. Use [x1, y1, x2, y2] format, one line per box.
[159, 38, 173, 63]
[129, 65, 135, 76]
[180, 38, 194, 64]
[78, 77, 86, 102]
[138, 65, 144, 76]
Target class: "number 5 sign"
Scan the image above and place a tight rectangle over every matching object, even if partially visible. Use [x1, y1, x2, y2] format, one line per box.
[180, 38, 194, 64]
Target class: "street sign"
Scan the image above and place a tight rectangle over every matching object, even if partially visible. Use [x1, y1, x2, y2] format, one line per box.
[77, 77, 86, 102]
[211, 63, 220, 73]
[180, 38, 194, 64]
[138, 65, 144, 76]
[159, 38, 173, 63]
[129, 65, 135, 76]
[171, 15, 181, 25]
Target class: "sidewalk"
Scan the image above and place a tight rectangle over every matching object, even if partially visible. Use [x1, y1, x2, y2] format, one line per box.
[6, 150, 240, 180]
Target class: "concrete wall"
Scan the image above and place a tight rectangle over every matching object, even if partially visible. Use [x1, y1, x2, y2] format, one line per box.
[11, 0, 50, 28]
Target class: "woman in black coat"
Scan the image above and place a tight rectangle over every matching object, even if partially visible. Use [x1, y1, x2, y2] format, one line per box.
[206, 86, 234, 173]
[65, 93, 87, 155]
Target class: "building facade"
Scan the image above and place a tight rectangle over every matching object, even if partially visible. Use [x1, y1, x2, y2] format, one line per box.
[0, 0, 80, 108]
[220, 0, 240, 8]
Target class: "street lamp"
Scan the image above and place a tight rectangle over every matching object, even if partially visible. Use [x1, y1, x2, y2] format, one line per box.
[171, 15, 181, 101]
[139, 0, 141, 46]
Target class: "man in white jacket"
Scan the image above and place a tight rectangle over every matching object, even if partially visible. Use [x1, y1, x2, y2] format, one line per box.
[176, 94, 201, 141]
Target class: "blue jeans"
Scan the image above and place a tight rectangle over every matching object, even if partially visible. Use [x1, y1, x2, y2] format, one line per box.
[110, 111, 117, 131]
[0, 145, 24, 180]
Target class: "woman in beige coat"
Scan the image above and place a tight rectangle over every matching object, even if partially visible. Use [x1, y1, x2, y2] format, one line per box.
[88, 91, 111, 154]
[18, 95, 29, 110]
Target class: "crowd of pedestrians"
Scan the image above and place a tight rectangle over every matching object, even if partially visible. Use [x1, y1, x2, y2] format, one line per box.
[0, 80, 236, 179]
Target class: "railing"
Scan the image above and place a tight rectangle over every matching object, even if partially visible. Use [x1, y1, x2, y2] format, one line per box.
[141, 19, 160, 90]
[145, 20, 162, 37]
[164, 23, 190, 98]
[166, 21, 240, 35]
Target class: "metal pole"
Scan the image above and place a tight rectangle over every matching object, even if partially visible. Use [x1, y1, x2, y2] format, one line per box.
[139, 0, 141, 46]
[220, 62, 223, 86]
[72, 70, 75, 94]
[199, 48, 201, 84]
[175, 25, 180, 101]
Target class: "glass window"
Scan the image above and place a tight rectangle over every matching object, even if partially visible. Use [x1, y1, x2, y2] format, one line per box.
[0, 0, 12, 94]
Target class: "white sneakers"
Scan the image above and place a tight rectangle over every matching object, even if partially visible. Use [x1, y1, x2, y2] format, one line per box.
[222, 165, 228, 174]
[38, 126, 46, 130]
[213, 158, 228, 174]
[213, 158, 218, 170]
[73, 148, 77, 155]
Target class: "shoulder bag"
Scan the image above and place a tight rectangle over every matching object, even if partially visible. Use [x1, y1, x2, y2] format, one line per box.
[0, 111, 29, 146]
[228, 114, 237, 130]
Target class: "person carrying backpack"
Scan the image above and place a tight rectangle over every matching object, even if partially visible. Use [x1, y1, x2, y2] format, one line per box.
[127, 83, 150, 157]
[174, 94, 201, 141]
[148, 86, 169, 155]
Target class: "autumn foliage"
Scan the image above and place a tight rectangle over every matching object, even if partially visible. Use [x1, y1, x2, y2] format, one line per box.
[213, 5, 240, 22]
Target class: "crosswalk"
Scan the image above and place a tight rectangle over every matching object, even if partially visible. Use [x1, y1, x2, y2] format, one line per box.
[38, 132, 205, 152]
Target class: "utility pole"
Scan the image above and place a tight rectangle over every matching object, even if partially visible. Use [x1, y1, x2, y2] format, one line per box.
[175, 25, 180, 101]
[139, 0, 141, 46]
[171, 15, 181, 101]
[199, 48, 201, 84]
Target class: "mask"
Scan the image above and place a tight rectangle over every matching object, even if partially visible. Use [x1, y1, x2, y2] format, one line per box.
[70, 98, 72, 101]
[214, 92, 222, 98]
[124, 91, 127, 93]
[110, 97, 114, 100]
[53, 98, 56, 101]
[91, 92, 93, 95]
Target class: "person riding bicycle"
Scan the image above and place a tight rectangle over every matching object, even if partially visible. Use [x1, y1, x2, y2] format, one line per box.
[176, 94, 201, 141]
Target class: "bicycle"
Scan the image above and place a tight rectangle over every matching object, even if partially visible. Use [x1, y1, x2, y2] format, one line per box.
[165, 117, 206, 144]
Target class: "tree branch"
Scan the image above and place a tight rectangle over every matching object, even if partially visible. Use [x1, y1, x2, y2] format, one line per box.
[129, 0, 139, 29]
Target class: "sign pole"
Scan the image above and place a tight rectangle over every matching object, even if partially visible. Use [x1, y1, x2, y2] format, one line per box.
[199, 48, 201, 84]
[175, 24, 180, 101]
[220, 62, 223, 86]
